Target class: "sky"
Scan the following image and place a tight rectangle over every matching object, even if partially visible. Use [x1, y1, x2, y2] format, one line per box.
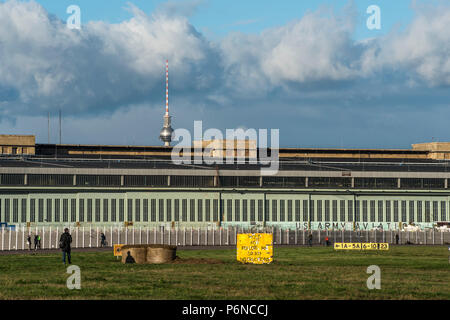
[0, 0, 449, 148]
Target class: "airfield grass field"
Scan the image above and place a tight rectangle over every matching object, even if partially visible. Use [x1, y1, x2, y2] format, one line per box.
[0, 246, 448, 300]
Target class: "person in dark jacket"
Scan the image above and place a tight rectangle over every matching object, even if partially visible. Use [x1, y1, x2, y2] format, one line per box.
[308, 233, 313, 247]
[100, 233, 106, 247]
[60, 228, 72, 265]
[395, 234, 399, 245]
[27, 234, 32, 250]
[34, 234, 39, 250]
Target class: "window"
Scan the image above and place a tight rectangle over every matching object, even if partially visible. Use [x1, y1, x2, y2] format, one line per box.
[234, 200, 240, 222]
[378, 201, 383, 222]
[317, 200, 322, 221]
[119, 199, 124, 222]
[393, 201, 399, 222]
[30, 199, 35, 222]
[242, 200, 248, 222]
[408, 201, 415, 223]
[265, 200, 270, 221]
[308, 177, 351, 188]
[71, 199, 76, 222]
[401, 201, 407, 222]
[46, 199, 52, 222]
[158, 199, 163, 222]
[340, 200, 345, 222]
[94, 199, 100, 222]
[4, 199, 10, 223]
[310, 200, 315, 222]
[385, 201, 391, 222]
[174, 199, 180, 221]
[354, 200, 360, 222]
[124, 175, 167, 187]
[425, 201, 430, 222]
[103, 199, 109, 222]
[198, 199, 203, 222]
[362, 200, 368, 222]
[433, 201, 438, 222]
[347, 200, 353, 222]
[28, 174, 73, 186]
[257, 200, 263, 222]
[79, 199, 84, 222]
[111, 199, 117, 222]
[287, 200, 293, 222]
[205, 199, 211, 222]
[250, 200, 255, 221]
[127, 199, 133, 222]
[227, 200, 232, 221]
[417, 201, 422, 222]
[166, 199, 171, 221]
[63, 199, 69, 222]
[303, 200, 308, 221]
[151, 199, 157, 222]
[324, 200, 330, 221]
[21, 199, 27, 223]
[295, 200, 301, 222]
[190, 199, 196, 222]
[142, 199, 148, 222]
[332, 200, 338, 221]
[441, 201, 446, 222]
[272, 200, 277, 222]
[38, 199, 44, 222]
[280, 200, 285, 222]
[369, 200, 375, 222]
[213, 199, 218, 221]
[12, 199, 18, 223]
[87, 199, 92, 222]
[55, 199, 61, 222]
[182, 199, 187, 222]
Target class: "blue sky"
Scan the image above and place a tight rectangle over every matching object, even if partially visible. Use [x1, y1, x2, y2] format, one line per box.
[37, 0, 416, 39]
[0, 0, 449, 148]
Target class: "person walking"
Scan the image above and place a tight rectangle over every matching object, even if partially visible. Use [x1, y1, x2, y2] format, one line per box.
[27, 234, 32, 251]
[100, 232, 106, 247]
[34, 234, 39, 250]
[308, 233, 313, 247]
[60, 228, 72, 265]
[395, 234, 399, 245]
[325, 236, 330, 247]
[37, 234, 41, 249]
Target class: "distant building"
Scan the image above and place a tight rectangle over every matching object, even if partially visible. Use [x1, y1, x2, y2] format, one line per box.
[0, 134, 449, 230]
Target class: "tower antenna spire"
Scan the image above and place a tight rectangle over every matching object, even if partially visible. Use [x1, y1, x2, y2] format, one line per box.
[159, 59, 174, 146]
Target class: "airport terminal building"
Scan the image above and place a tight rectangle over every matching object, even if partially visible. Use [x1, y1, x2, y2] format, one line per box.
[1, 134, 450, 230]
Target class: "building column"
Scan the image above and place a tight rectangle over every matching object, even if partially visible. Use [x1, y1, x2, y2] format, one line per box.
[259, 176, 263, 187]
[305, 177, 309, 188]
[445, 178, 448, 189]
[24, 174, 28, 185]
[397, 178, 401, 189]
[73, 175, 77, 186]
[121, 175, 124, 187]
[351, 177, 354, 188]
[167, 175, 171, 187]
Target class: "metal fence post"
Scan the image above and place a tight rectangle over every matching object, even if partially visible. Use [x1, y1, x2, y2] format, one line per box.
[303, 229, 305, 245]
[318, 229, 321, 245]
[205, 228, 208, 246]
[56, 227, 59, 249]
[96, 227, 99, 247]
[183, 227, 186, 246]
[197, 227, 200, 246]
[175, 227, 178, 245]
[432, 230, 435, 245]
[22, 226, 25, 250]
[212, 228, 215, 246]
[49, 226, 52, 250]
[1, 227, 4, 251]
[220, 228, 222, 246]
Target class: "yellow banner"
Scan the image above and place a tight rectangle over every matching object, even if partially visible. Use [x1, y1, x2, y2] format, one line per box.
[334, 243, 389, 250]
[237, 233, 273, 264]
[114, 244, 124, 256]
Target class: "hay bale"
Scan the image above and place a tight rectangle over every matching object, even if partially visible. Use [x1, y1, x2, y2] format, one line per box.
[121, 246, 147, 264]
[146, 244, 177, 264]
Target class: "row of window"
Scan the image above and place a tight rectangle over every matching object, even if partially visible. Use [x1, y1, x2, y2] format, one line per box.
[0, 198, 448, 223]
[0, 174, 448, 189]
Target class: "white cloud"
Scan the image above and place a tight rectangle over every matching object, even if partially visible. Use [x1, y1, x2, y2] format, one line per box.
[0, 0, 450, 147]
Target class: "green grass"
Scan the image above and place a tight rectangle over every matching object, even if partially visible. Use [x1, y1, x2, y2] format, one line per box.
[0, 246, 449, 300]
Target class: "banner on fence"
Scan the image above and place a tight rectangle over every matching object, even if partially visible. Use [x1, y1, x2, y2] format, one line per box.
[334, 243, 389, 250]
[237, 233, 273, 264]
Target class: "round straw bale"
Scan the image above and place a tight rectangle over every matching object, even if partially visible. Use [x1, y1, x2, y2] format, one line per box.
[121, 245, 147, 264]
[146, 244, 177, 264]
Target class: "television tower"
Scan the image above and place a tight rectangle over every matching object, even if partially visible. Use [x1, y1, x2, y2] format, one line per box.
[159, 59, 174, 146]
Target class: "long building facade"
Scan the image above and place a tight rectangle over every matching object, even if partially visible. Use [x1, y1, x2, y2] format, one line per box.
[1, 137, 450, 230]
